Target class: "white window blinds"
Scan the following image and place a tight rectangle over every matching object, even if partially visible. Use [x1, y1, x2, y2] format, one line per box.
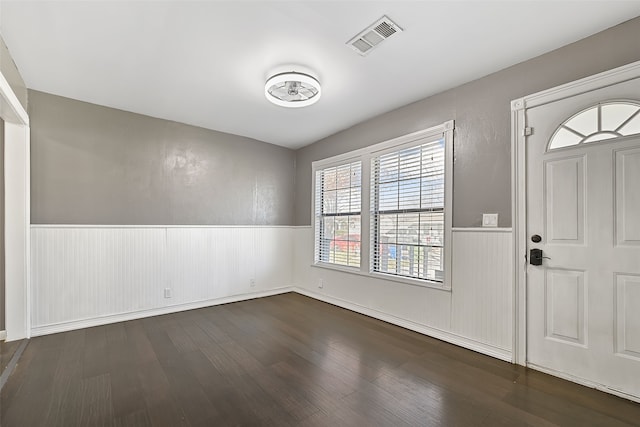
[315, 161, 362, 267]
[371, 137, 445, 282]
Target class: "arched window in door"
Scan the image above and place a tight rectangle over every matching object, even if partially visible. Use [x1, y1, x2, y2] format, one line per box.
[548, 101, 640, 150]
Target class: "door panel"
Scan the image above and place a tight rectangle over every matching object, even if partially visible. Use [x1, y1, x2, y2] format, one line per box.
[616, 148, 640, 245]
[545, 157, 584, 243]
[615, 274, 640, 358]
[545, 269, 586, 345]
[526, 76, 640, 399]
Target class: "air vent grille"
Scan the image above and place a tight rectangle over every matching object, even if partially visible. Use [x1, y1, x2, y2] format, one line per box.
[362, 31, 384, 46]
[374, 21, 396, 38]
[353, 39, 373, 53]
[347, 15, 403, 56]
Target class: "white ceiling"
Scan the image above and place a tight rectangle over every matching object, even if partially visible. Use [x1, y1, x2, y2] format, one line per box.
[1, 1, 639, 149]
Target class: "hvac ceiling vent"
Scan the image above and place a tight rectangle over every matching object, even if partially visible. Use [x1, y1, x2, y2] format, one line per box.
[347, 15, 403, 56]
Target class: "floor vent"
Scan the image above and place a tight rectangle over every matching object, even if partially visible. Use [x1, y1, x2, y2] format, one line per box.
[347, 15, 403, 56]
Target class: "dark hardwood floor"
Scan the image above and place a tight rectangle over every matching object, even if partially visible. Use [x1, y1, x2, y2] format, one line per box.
[1, 292, 639, 426]
[0, 339, 23, 374]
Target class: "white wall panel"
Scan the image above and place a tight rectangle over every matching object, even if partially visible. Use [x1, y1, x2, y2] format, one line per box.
[31, 227, 166, 328]
[166, 227, 293, 303]
[31, 225, 513, 362]
[167, 228, 249, 303]
[293, 227, 451, 329]
[253, 227, 293, 290]
[31, 226, 293, 333]
[450, 230, 513, 352]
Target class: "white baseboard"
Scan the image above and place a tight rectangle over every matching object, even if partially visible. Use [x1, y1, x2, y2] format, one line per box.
[28, 284, 512, 364]
[0, 330, 6, 341]
[527, 363, 640, 403]
[293, 287, 513, 362]
[30, 287, 294, 337]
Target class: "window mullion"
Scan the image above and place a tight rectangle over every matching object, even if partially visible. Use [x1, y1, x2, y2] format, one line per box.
[360, 153, 371, 274]
[419, 145, 423, 278]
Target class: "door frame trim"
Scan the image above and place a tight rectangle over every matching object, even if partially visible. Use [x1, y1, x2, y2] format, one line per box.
[0, 70, 30, 342]
[510, 59, 640, 366]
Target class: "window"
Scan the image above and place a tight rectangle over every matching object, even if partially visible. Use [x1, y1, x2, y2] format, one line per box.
[314, 161, 362, 267]
[548, 101, 640, 150]
[371, 138, 445, 282]
[312, 120, 453, 289]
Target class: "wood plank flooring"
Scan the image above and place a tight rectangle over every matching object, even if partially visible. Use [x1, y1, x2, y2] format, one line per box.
[0, 339, 23, 374]
[1, 292, 639, 426]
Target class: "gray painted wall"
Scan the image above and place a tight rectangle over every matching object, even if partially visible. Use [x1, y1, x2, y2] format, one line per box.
[24, 16, 640, 228]
[294, 17, 640, 227]
[30, 90, 296, 225]
[0, 34, 27, 112]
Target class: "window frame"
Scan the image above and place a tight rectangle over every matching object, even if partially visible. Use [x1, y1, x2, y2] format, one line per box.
[311, 120, 454, 290]
[547, 99, 640, 151]
[370, 136, 448, 285]
[313, 159, 363, 269]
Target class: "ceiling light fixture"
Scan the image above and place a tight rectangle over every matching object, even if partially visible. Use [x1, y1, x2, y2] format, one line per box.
[264, 72, 321, 108]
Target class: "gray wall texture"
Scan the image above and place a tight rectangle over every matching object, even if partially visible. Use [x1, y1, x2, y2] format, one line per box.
[294, 16, 640, 227]
[30, 90, 296, 225]
[26, 16, 640, 228]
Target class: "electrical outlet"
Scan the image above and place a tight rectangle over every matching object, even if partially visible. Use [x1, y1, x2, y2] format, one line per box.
[250, 278, 256, 287]
[164, 288, 172, 298]
[482, 213, 498, 227]
[318, 278, 324, 289]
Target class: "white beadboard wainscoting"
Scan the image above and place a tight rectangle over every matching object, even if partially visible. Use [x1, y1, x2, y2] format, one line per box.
[30, 225, 514, 362]
[30, 225, 294, 336]
[293, 227, 514, 361]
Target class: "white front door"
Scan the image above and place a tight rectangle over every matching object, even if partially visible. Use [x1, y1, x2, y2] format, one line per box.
[526, 76, 640, 400]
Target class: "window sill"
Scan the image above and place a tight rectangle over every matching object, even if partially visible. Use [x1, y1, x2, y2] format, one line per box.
[311, 262, 452, 292]
[312, 262, 361, 276]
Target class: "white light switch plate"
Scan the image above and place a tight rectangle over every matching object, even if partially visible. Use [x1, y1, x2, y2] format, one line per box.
[482, 213, 498, 227]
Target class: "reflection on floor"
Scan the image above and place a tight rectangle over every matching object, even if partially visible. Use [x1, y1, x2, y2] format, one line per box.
[1, 292, 639, 426]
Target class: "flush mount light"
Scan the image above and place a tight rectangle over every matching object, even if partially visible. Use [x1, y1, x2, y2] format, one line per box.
[264, 72, 321, 108]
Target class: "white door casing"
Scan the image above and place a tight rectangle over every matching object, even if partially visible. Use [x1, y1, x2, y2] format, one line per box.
[0, 70, 30, 341]
[513, 65, 640, 402]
